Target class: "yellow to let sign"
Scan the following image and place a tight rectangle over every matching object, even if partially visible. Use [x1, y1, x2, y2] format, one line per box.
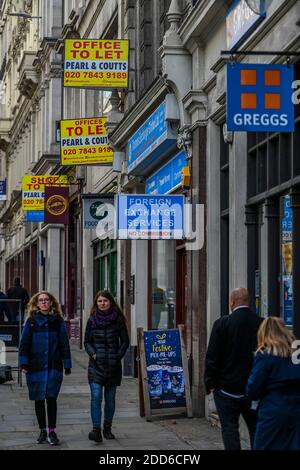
[64, 39, 129, 88]
[22, 175, 69, 211]
[60, 118, 114, 166]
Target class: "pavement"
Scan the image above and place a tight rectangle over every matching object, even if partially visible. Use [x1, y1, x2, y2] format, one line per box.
[0, 347, 225, 451]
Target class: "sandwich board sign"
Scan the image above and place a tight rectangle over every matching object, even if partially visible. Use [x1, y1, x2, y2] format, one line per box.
[137, 325, 192, 420]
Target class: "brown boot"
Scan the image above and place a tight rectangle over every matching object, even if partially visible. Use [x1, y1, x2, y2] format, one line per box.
[88, 427, 102, 442]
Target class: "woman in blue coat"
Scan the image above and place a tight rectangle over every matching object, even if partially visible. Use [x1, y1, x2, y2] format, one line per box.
[19, 291, 72, 446]
[247, 316, 300, 450]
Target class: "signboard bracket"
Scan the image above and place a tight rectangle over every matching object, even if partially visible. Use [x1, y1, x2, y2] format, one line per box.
[221, 50, 300, 57]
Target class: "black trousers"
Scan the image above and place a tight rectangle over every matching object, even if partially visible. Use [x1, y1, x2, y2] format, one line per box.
[213, 389, 257, 450]
[34, 398, 57, 429]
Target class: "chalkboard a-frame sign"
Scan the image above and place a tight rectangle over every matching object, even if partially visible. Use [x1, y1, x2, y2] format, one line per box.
[137, 325, 193, 420]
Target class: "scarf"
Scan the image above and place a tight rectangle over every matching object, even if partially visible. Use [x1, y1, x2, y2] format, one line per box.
[91, 308, 118, 328]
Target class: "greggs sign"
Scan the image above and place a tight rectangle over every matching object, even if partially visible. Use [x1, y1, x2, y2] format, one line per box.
[227, 64, 294, 132]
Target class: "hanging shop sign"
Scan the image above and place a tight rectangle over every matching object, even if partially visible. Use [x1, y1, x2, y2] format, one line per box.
[116, 194, 184, 240]
[137, 326, 192, 419]
[44, 186, 69, 224]
[22, 175, 69, 211]
[83, 195, 114, 231]
[64, 39, 129, 88]
[127, 101, 178, 175]
[145, 150, 186, 195]
[60, 118, 113, 165]
[0, 180, 6, 201]
[226, 0, 265, 51]
[227, 63, 294, 132]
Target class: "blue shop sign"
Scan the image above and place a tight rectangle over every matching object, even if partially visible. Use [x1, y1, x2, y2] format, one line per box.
[26, 210, 44, 222]
[226, 0, 265, 51]
[116, 194, 184, 240]
[281, 195, 293, 327]
[0, 180, 6, 201]
[127, 102, 177, 175]
[227, 63, 294, 132]
[145, 150, 186, 195]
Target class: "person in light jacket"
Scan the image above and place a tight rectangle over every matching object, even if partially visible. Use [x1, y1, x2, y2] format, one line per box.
[84, 290, 129, 443]
[247, 316, 300, 450]
[19, 291, 72, 446]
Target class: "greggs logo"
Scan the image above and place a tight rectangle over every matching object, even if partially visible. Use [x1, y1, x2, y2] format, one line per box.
[240, 69, 281, 110]
[226, 64, 295, 132]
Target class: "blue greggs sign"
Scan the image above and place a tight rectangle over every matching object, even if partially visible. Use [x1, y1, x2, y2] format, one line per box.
[145, 150, 186, 195]
[227, 63, 294, 132]
[127, 102, 177, 175]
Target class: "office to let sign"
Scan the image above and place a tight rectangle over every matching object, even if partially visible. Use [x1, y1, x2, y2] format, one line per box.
[60, 118, 113, 165]
[64, 39, 129, 88]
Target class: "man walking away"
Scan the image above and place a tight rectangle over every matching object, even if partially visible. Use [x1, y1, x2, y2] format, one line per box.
[7, 278, 30, 323]
[204, 287, 262, 450]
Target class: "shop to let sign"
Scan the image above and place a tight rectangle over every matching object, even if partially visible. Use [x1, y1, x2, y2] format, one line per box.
[227, 63, 294, 132]
[64, 39, 129, 88]
[60, 118, 113, 165]
[22, 175, 69, 211]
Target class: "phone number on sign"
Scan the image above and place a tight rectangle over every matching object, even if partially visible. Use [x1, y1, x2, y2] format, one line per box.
[65, 71, 127, 80]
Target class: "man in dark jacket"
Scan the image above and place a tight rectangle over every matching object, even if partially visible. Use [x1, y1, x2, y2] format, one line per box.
[204, 287, 262, 450]
[7, 278, 30, 323]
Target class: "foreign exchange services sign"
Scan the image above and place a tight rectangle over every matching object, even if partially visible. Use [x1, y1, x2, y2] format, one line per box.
[116, 195, 184, 240]
[64, 39, 129, 88]
[226, 63, 294, 132]
[60, 118, 113, 165]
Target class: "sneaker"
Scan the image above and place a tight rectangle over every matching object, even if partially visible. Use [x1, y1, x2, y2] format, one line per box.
[47, 430, 60, 446]
[36, 429, 47, 444]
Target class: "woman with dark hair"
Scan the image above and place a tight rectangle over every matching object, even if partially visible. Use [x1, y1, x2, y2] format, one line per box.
[19, 291, 72, 446]
[84, 290, 129, 443]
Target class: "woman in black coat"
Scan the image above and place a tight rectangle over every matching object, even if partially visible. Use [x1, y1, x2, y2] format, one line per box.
[84, 290, 129, 443]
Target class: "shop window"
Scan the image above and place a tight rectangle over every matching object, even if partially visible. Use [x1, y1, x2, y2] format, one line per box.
[151, 240, 176, 329]
[280, 194, 293, 326]
[94, 239, 117, 297]
[220, 125, 229, 316]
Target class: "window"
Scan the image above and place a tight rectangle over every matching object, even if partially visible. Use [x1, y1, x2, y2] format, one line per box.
[94, 239, 117, 297]
[280, 194, 293, 326]
[151, 240, 176, 329]
[220, 125, 229, 316]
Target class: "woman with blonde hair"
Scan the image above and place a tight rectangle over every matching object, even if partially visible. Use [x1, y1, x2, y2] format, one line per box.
[19, 291, 72, 446]
[247, 316, 300, 450]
